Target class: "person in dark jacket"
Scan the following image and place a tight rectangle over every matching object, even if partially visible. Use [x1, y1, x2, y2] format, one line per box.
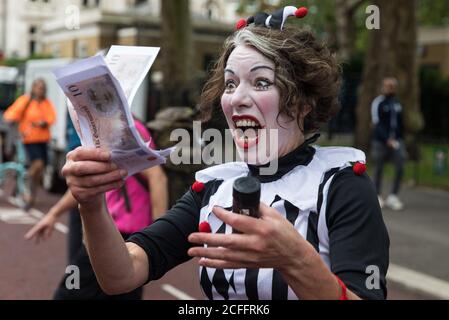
[371, 77, 407, 210]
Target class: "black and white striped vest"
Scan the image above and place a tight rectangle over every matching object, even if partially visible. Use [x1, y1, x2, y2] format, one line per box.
[195, 146, 366, 300]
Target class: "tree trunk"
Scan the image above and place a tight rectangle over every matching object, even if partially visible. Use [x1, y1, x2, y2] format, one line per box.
[355, 0, 423, 155]
[394, 0, 424, 159]
[161, 0, 194, 108]
[335, 0, 363, 61]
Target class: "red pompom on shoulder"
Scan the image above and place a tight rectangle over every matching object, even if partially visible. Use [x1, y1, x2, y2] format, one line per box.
[192, 181, 205, 193]
[353, 162, 367, 176]
[198, 221, 211, 233]
[295, 7, 308, 19]
[235, 18, 247, 30]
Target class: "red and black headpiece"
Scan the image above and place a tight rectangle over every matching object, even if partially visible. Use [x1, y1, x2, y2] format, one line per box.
[235, 5, 308, 31]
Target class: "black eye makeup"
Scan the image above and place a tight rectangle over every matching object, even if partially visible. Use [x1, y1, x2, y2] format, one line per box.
[224, 79, 237, 93]
[255, 78, 274, 91]
[223, 72, 274, 93]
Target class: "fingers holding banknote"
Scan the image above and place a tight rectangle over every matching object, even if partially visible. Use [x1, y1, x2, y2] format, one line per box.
[62, 147, 128, 205]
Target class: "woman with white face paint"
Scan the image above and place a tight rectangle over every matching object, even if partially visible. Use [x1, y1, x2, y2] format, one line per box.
[61, 5, 389, 300]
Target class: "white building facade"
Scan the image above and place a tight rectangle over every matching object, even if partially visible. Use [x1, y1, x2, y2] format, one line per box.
[0, 0, 242, 59]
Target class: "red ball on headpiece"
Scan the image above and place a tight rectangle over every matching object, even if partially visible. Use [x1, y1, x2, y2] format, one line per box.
[295, 7, 308, 19]
[353, 162, 367, 176]
[235, 18, 247, 30]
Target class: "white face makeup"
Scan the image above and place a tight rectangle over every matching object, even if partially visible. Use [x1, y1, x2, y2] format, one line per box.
[221, 45, 303, 164]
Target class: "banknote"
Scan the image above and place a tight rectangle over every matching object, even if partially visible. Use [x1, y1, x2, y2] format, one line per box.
[66, 46, 159, 144]
[105, 45, 159, 107]
[54, 53, 173, 176]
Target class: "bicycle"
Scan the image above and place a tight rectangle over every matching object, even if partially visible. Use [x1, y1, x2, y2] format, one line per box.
[0, 130, 31, 210]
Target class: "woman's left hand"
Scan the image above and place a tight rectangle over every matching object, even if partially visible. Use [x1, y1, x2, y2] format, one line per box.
[187, 203, 314, 272]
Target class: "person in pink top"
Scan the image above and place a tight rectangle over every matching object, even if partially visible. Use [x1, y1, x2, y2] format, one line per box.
[25, 118, 169, 300]
[106, 120, 159, 235]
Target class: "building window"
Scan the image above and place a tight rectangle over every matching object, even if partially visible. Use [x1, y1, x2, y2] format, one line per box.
[83, 0, 100, 7]
[29, 40, 36, 56]
[52, 44, 60, 57]
[29, 25, 38, 56]
[418, 45, 427, 58]
[204, 0, 218, 21]
[76, 41, 88, 58]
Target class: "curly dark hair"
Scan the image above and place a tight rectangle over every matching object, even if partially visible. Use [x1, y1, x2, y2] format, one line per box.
[199, 25, 342, 134]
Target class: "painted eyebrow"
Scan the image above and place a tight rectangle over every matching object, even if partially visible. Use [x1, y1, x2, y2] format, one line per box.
[224, 65, 274, 75]
[250, 65, 274, 72]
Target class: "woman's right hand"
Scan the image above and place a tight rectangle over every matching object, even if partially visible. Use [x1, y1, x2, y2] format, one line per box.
[62, 147, 127, 208]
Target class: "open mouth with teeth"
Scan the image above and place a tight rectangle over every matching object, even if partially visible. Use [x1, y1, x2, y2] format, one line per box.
[232, 115, 264, 150]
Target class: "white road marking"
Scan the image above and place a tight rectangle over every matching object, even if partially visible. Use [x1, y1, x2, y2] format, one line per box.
[161, 284, 196, 300]
[0, 208, 38, 224]
[0, 192, 68, 234]
[28, 208, 69, 234]
[388, 263, 449, 300]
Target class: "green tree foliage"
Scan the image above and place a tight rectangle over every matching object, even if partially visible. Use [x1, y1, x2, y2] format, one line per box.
[418, 0, 449, 26]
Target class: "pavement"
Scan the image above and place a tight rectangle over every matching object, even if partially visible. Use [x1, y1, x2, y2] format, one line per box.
[0, 187, 203, 300]
[381, 183, 449, 299]
[1, 179, 448, 300]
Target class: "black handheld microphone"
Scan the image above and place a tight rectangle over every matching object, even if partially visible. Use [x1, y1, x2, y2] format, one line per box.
[232, 176, 261, 219]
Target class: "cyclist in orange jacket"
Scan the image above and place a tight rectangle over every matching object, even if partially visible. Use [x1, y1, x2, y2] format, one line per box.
[4, 78, 56, 208]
